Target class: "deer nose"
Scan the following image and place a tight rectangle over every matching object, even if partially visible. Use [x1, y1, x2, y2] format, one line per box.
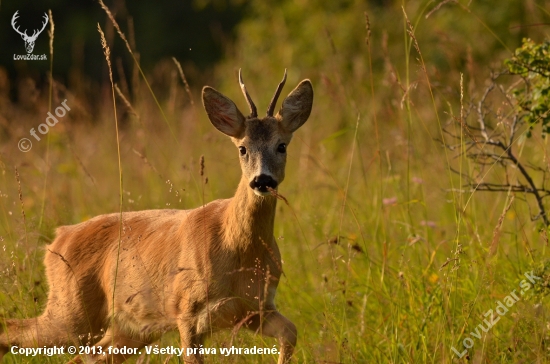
[249, 174, 278, 192]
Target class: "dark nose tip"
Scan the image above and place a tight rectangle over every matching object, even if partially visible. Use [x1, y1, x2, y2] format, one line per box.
[249, 174, 278, 192]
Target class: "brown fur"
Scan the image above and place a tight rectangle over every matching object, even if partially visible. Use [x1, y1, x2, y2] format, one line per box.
[0, 73, 313, 364]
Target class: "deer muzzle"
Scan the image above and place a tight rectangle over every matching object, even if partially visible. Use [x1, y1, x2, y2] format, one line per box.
[250, 174, 278, 194]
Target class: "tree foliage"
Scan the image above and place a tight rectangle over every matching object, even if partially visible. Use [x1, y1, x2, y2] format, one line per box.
[506, 39, 550, 136]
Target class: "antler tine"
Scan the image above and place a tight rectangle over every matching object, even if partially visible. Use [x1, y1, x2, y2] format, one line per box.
[266, 69, 287, 117]
[238, 69, 257, 118]
[11, 10, 19, 24]
[40, 13, 49, 32]
[11, 11, 26, 36]
[30, 13, 49, 38]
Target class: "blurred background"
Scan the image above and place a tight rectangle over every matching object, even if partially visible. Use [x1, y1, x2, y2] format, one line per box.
[0, 0, 546, 146]
[1, 0, 550, 362]
[0, 0, 244, 109]
[0, 0, 542, 110]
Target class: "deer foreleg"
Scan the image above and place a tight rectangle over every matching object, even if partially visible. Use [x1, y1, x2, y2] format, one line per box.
[246, 310, 297, 364]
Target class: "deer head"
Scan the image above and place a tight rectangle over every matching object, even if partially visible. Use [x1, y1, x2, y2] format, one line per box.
[202, 70, 314, 196]
[12, 11, 49, 54]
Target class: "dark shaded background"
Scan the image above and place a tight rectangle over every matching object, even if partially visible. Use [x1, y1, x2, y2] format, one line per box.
[0, 0, 244, 103]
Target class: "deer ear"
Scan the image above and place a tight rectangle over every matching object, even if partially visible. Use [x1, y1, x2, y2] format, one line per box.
[276, 80, 313, 133]
[202, 86, 246, 138]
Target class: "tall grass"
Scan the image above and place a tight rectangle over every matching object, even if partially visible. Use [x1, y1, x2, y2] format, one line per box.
[1, 0, 550, 363]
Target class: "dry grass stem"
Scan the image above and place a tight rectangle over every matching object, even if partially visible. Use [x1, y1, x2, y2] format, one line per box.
[172, 57, 195, 106]
[115, 84, 140, 120]
[267, 187, 289, 205]
[490, 194, 515, 256]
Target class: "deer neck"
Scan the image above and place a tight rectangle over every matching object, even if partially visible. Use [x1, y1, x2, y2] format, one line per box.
[223, 176, 277, 250]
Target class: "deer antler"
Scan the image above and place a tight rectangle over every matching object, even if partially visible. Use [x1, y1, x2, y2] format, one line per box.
[238, 69, 258, 118]
[11, 11, 49, 41]
[266, 69, 287, 117]
[29, 13, 49, 40]
[11, 11, 27, 37]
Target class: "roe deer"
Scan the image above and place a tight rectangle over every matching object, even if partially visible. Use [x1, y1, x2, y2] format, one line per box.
[0, 70, 313, 364]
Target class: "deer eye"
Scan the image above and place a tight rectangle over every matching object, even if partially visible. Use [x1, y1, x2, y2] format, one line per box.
[238, 146, 247, 155]
[277, 143, 286, 153]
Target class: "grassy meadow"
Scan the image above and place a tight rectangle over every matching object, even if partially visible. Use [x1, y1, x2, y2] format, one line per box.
[2, 0, 550, 362]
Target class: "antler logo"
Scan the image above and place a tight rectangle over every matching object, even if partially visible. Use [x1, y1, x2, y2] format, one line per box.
[11, 11, 49, 54]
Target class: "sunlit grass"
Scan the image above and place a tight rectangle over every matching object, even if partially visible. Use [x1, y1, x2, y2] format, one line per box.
[1, 0, 550, 363]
